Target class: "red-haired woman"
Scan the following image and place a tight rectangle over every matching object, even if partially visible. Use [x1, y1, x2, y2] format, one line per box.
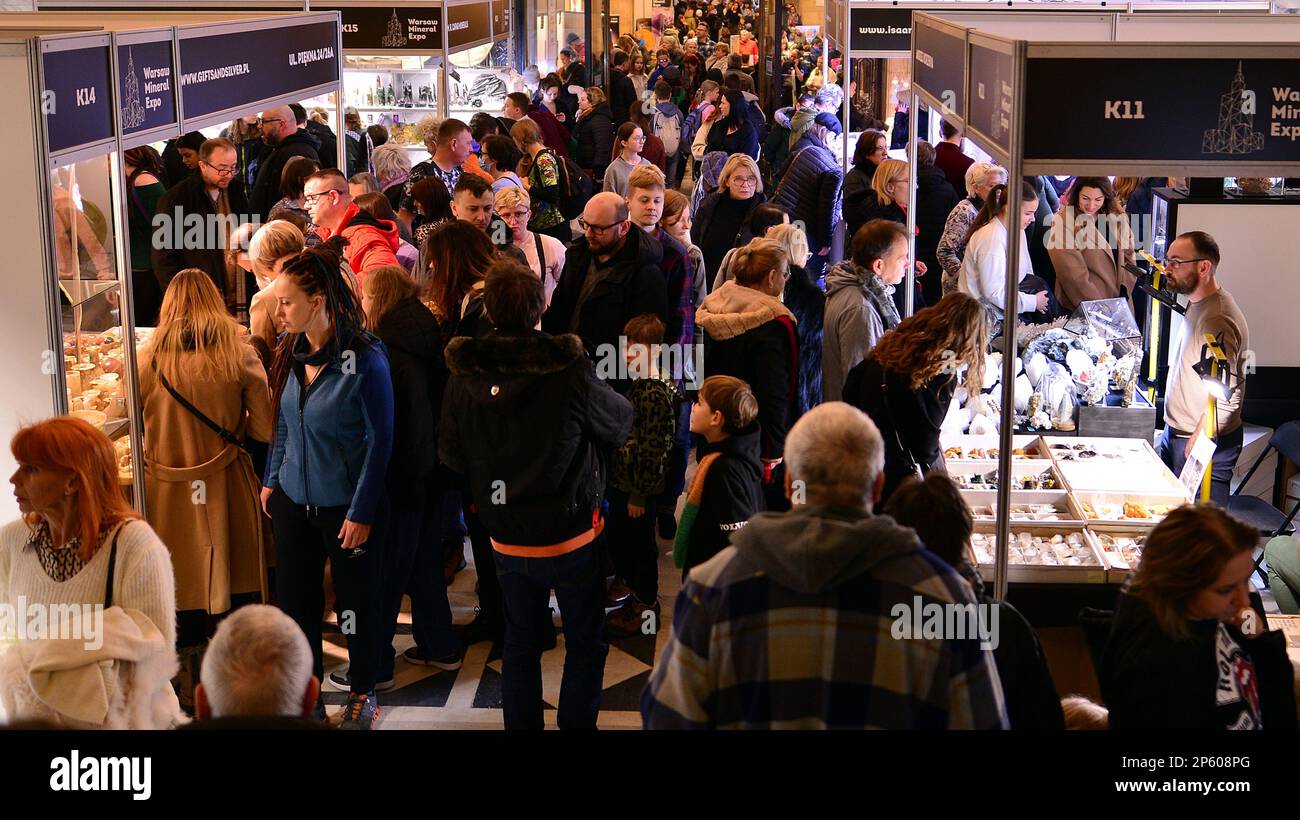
[0, 417, 181, 728]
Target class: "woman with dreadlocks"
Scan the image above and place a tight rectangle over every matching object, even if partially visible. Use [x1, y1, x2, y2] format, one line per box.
[259, 236, 395, 730]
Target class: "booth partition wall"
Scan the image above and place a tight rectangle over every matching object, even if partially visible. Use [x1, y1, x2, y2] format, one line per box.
[0, 11, 344, 522]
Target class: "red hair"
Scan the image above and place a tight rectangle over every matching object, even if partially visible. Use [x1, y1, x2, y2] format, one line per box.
[11, 417, 139, 561]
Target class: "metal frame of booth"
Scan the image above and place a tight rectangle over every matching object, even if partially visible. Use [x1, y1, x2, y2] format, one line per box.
[904, 8, 1300, 598]
[0, 11, 344, 520]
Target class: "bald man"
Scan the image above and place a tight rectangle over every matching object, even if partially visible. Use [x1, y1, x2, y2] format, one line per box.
[542, 191, 668, 361]
[249, 104, 321, 220]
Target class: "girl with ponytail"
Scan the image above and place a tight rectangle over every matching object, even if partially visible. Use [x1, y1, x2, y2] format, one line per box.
[957, 179, 1050, 320]
[260, 235, 395, 728]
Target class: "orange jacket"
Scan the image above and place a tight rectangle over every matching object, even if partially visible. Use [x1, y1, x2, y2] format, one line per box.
[315, 202, 401, 287]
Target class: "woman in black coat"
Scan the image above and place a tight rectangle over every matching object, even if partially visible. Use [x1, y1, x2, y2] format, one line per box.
[914, 142, 960, 307]
[704, 89, 760, 160]
[1101, 504, 1298, 731]
[845, 292, 987, 507]
[572, 89, 614, 184]
[843, 128, 887, 241]
[691, 154, 767, 284]
[362, 266, 461, 672]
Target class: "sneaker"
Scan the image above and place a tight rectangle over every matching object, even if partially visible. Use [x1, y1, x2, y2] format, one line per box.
[402, 647, 463, 670]
[459, 614, 505, 646]
[606, 598, 660, 639]
[605, 578, 633, 612]
[328, 667, 395, 693]
[657, 510, 678, 540]
[339, 692, 379, 730]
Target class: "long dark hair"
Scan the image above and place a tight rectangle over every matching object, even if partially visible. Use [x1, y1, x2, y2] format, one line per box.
[123, 145, 165, 183]
[1061, 175, 1123, 216]
[718, 89, 747, 133]
[964, 179, 1038, 245]
[852, 129, 886, 175]
[268, 236, 373, 425]
[612, 121, 642, 162]
[423, 220, 496, 322]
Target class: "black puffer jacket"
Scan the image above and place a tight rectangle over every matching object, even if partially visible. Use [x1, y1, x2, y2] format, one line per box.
[1101, 591, 1298, 730]
[573, 101, 614, 182]
[772, 135, 843, 251]
[375, 295, 446, 509]
[250, 130, 321, 220]
[439, 330, 633, 547]
[151, 172, 250, 297]
[783, 264, 825, 416]
[542, 226, 668, 357]
[842, 162, 879, 242]
[305, 121, 338, 170]
[682, 421, 764, 573]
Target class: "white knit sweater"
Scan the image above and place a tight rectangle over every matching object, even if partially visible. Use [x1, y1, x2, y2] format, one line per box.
[0, 518, 177, 648]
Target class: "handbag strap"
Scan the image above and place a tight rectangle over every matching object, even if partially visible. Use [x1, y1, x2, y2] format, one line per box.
[102, 520, 127, 608]
[533, 231, 546, 277]
[152, 361, 246, 450]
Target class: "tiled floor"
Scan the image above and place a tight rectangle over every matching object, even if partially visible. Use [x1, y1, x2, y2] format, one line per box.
[319, 525, 684, 730]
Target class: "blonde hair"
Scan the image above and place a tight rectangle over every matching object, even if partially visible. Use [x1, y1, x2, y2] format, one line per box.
[511, 118, 543, 149]
[494, 185, 530, 214]
[249, 220, 305, 286]
[584, 86, 607, 106]
[1061, 696, 1109, 730]
[363, 265, 420, 330]
[731, 237, 788, 287]
[627, 163, 666, 193]
[767, 223, 810, 268]
[147, 268, 248, 386]
[872, 159, 909, 206]
[371, 143, 412, 187]
[965, 161, 1006, 196]
[416, 115, 442, 148]
[870, 292, 987, 396]
[718, 153, 764, 195]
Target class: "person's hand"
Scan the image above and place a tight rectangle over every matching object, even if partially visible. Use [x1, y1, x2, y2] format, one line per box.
[914, 260, 927, 276]
[339, 519, 372, 551]
[1184, 428, 1199, 460]
[260, 486, 273, 517]
[628, 501, 646, 519]
[1035, 291, 1049, 313]
[556, 112, 566, 123]
[818, 246, 830, 256]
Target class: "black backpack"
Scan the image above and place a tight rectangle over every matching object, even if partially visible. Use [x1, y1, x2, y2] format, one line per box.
[539, 148, 593, 220]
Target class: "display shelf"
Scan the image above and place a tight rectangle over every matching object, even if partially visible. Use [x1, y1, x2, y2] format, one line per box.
[60, 279, 120, 309]
[1088, 526, 1149, 582]
[970, 524, 1107, 584]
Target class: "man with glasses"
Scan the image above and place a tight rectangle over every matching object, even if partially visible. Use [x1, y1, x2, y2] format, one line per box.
[305, 169, 400, 286]
[543, 191, 668, 361]
[1156, 231, 1249, 506]
[249, 104, 321, 221]
[152, 137, 250, 307]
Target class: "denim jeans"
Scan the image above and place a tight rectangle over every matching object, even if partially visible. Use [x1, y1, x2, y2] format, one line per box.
[378, 502, 460, 679]
[494, 544, 608, 730]
[1156, 423, 1243, 508]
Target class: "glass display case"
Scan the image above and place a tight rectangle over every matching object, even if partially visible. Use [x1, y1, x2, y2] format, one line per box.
[447, 43, 513, 118]
[52, 153, 143, 501]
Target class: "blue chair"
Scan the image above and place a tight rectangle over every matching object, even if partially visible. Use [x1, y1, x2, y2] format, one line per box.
[1227, 421, 1300, 584]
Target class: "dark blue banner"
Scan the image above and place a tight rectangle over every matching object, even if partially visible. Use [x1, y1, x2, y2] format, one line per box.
[913, 18, 965, 121]
[1024, 57, 1300, 164]
[850, 8, 913, 53]
[43, 44, 114, 155]
[118, 38, 176, 136]
[179, 20, 339, 121]
[968, 42, 1014, 157]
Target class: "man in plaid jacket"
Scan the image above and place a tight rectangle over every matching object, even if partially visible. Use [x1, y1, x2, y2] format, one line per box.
[641, 402, 1008, 729]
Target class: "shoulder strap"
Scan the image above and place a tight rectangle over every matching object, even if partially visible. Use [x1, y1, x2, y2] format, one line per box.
[533, 230, 546, 273]
[153, 361, 246, 450]
[102, 520, 128, 608]
[879, 368, 924, 477]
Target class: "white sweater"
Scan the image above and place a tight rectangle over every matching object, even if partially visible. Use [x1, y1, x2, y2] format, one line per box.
[0, 518, 177, 648]
[957, 218, 1036, 317]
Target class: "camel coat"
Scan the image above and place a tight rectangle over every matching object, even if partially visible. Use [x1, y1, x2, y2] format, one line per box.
[1046, 210, 1137, 314]
[139, 343, 273, 614]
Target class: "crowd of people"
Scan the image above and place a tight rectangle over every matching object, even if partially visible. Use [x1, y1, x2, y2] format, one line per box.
[5, 18, 1296, 731]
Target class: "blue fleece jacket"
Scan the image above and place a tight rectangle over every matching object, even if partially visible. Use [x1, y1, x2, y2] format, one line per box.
[264, 340, 394, 524]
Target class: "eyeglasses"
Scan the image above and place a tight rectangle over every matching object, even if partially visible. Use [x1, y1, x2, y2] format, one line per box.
[730, 175, 758, 186]
[201, 162, 238, 177]
[1161, 257, 1209, 269]
[258, 117, 283, 127]
[303, 189, 346, 204]
[578, 218, 624, 233]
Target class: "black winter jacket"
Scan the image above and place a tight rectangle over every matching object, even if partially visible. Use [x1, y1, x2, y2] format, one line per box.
[151, 173, 250, 297]
[845, 357, 956, 506]
[915, 163, 960, 302]
[784, 264, 825, 415]
[439, 330, 633, 546]
[609, 69, 637, 127]
[842, 162, 879, 243]
[1101, 591, 1298, 730]
[573, 102, 615, 182]
[305, 121, 338, 170]
[705, 118, 760, 160]
[542, 226, 669, 357]
[683, 421, 764, 572]
[772, 135, 843, 251]
[690, 191, 765, 265]
[375, 295, 447, 509]
[250, 131, 322, 221]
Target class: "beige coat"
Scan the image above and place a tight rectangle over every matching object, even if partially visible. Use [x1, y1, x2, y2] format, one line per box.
[139, 344, 273, 614]
[1047, 210, 1137, 314]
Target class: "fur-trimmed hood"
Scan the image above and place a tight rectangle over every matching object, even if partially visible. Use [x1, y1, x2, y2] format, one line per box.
[696, 280, 796, 341]
[445, 330, 586, 376]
